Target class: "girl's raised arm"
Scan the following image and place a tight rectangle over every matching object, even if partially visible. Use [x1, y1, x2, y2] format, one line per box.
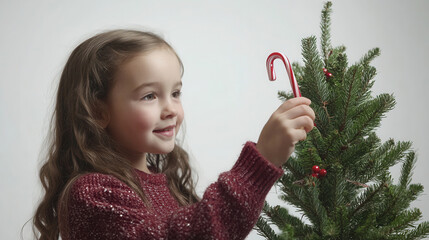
[59, 141, 283, 240]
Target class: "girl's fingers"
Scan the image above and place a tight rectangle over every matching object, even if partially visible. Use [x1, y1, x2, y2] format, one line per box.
[288, 115, 315, 133]
[290, 128, 308, 144]
[276, 97, 311, 114]
[282, 104, 316, 122]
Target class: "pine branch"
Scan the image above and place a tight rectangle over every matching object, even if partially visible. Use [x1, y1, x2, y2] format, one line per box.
[377, 141, 412, 176]
[401, 221, 429, 240]
[399, 150, 416, 189]
[279, 177, 316, 217]
[278, 90, 294, 102]
[279, 178, 326, 235]
[342, 132, 380, 173]
[359, 140, 412, 183]
[359, 48, 381, 66]
[302, 36, 326, 100]
[262, 203, 314, 239]
[254, 216, 284, 240]
[321, 100, 333, 126]
[346, 93, 396, 145]
[319, 129, 340, 163]
[292, 62, 305, 83]
[354, 138, 394, 181]
[283, 156, 306, 180]
[355, 65, 376, 105]
[339, 65, 361, 132]
[377, 184, 402, 225]
[378, 182, 425, 227]
[301, 36, 331, 134]
[381, 208, 423, 235]
[306, 127, 327, 162]
[408, 183, 424, 202]
[294, 135, 323, 171]
[353, 213, 379, 238]
[326, 45, 347, 84]
[320, 1, 333, 64]
[352, 48, 380, 112]
[350, 181, 386, 217]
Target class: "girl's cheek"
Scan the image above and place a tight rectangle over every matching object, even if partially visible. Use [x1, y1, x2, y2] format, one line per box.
[130, 108, 155, 130]
[178, 107, 184, 123]
[176, 106, 185, 131]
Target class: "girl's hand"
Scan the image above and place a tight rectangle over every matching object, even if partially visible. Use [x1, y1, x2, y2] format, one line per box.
[256, 97, 315, 167]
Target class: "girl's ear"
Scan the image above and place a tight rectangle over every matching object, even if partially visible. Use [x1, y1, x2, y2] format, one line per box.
[94, 99, 110, 129]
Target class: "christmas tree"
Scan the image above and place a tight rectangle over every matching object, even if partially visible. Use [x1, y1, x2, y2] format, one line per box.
[255, 2, 429, 239]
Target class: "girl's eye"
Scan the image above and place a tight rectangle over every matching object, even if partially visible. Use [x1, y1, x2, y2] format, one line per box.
[173, 91, 182, 98]
[141, 93, 155, 101]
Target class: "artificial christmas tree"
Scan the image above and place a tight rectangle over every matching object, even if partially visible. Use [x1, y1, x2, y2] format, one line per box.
[255, 2, 429, 239]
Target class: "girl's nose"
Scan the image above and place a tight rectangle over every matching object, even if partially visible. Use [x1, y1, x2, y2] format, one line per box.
[161, 100, 178, 119]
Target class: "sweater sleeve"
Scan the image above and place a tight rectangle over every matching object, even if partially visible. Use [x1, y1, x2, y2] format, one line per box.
[60, 141, 284, 240]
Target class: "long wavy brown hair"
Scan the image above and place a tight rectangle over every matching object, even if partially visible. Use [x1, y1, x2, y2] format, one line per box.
[31, 29, 201, 240]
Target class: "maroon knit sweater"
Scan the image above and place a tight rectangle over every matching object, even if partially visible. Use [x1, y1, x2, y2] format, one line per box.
[58, 141, 284, 239]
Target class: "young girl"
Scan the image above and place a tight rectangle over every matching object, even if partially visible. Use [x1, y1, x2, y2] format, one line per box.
[33, 29, 315, 240]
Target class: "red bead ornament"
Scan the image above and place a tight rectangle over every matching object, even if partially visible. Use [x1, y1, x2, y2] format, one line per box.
[319, 169, 327, 177]
[312, 165, 320, 173]
[311, 165, 327, 179]
[322, 68, 333, 78]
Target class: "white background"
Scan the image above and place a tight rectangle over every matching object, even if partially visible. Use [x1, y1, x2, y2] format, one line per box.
[1, 0, 428, 239]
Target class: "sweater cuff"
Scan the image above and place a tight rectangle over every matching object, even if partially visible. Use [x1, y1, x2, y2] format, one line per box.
[230, 141, 284, 196]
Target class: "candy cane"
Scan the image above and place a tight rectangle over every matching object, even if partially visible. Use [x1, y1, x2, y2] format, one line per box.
[266, 52, 301, 97]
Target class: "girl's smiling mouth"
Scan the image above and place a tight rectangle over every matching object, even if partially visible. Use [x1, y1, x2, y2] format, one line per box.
[153, 125, 176, 138]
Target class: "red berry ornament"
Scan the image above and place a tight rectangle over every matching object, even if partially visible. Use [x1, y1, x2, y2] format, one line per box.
[311, 165, 327, 179]
[319, 169, 327, 177]
[322, 68, 333, 78]
[312, 165, 320, 173]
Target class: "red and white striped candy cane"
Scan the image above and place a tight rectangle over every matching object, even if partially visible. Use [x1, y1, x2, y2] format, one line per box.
[266, 52, 316, 127]
[266, 52, 301, 97]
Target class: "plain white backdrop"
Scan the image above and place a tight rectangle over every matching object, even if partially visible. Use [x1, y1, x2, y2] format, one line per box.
[1, 0, 428, 239]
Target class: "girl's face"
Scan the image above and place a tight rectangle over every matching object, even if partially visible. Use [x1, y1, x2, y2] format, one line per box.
[104, 47, 184, 163]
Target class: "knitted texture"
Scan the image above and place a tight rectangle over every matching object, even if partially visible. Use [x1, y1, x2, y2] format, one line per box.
[58, 141, 284, 239]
